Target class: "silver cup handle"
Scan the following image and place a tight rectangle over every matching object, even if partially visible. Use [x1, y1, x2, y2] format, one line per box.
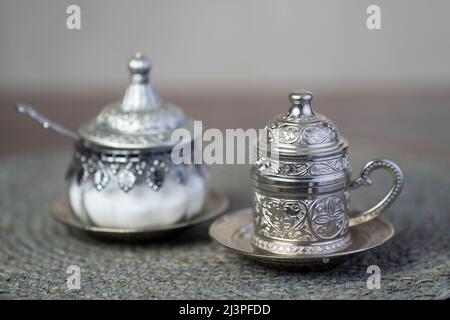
[348, 159, 404, 227]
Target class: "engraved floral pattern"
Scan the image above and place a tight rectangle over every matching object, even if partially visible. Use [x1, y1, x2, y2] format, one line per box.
[310, 196, 348, 240]
[254, 193, 315, 241]
[256, 153, 349, 178]
[67, 149, 201, 193]
[254, 192, 350, 242]
[267, 122, 338, 146]
[79, 104, 187, 148]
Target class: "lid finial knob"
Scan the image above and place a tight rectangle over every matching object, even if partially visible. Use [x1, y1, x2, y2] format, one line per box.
[121, 52, 159, 110]
[128, 52, 152, 84]
[288, 90, 315, 118]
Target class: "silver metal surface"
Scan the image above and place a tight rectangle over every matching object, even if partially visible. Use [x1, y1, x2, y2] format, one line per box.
[16, 103, 80, 141]
[209, 208, 395, 268]
[257, 90, 347, 158]
[50, 191, 229, 241]
[252, 190, 351, 255]
[78, 52, 194, 149]
[251, 90, 404, 255]
[348, 159, 404, 226]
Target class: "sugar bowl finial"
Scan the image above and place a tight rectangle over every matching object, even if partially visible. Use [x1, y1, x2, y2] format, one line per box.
[122, 52, 159, 110]
[128, 52, 152, 84]
[288, 90, 315, 118]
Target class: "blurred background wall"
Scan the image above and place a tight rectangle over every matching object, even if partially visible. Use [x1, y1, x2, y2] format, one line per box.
[2, 0, 450, 92]
[1, 0, 449, 156]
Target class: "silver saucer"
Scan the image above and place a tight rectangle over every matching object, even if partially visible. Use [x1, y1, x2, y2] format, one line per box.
[50, 191, 229, 241]
[209, 208, 394, 268]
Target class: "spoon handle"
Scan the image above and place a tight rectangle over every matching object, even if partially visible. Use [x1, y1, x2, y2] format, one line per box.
[16, 103, 80, 141]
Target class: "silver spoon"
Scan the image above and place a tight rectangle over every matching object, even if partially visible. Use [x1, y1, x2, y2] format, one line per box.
[16, 102, 80, 141]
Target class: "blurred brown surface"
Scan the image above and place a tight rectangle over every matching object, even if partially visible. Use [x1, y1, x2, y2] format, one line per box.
[1, 88, 450, 159]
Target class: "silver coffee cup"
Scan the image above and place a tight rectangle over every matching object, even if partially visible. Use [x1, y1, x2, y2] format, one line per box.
[251, 91, 404, 255]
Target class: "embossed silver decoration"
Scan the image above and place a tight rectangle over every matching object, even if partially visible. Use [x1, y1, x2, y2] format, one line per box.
[268, 122, 338, 146]
[17, 52, 202, 194]
[67, 146, 196, 193]
[251, 90, 404, 255]
[72, 53, 201, 193]
[79, 52, 194, 150]
[255, 153, 349, 178]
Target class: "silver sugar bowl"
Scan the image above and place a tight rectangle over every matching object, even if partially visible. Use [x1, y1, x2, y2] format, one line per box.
[251, 90, 404, 255]
[17, 53, 207, 230]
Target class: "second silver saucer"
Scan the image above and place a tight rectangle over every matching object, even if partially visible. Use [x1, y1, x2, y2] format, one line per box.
[50, 191, 229, 241]
[209, 208, 394, 268]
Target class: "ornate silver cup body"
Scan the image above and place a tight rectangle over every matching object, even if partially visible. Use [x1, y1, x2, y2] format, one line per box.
[251, 91, 404, 255]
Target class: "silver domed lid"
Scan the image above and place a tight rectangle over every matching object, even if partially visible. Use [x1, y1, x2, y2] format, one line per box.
[260, 90, 348, 158]
[79, 52, 194, 150]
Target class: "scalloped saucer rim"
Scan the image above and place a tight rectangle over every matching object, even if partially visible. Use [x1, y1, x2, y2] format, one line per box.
[209, 208, 394, 267]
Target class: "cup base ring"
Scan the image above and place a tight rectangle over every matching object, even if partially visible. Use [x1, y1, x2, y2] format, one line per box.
[251, 233, 352, 256]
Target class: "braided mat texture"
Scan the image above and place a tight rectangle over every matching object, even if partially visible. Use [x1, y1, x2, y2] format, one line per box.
[0, 143, 448, 299]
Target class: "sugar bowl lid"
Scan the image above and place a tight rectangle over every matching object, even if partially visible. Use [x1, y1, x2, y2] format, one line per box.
[261, 90, 348, 157]
[79, 52, 194, 150]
